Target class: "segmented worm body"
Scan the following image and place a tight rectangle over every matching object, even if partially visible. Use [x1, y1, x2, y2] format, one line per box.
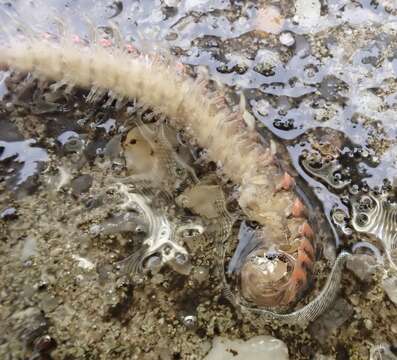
[0, 21, 349, 325]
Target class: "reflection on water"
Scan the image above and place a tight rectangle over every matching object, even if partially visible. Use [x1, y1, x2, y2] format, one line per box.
[1, 0, 397, 358]
[0, 139, 48, 185]
[1, 0, 397, 281]
[0, 70, 8, 100]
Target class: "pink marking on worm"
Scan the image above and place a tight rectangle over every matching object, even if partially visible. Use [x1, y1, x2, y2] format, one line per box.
[125, 43, 139, 55]
[299, 222, 314, 240]
[72, 35, 82, 44]
[42, 32, 52, 40]
[276, 172, 295, 192]
[292, 198, 305, 218]
[99, 38, 113, 48]
[213, 95, 227, 106]
[175, 62, 187, 74]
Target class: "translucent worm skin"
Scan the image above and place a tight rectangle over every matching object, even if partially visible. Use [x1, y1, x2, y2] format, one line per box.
[0, 39, 289, 230]
[222, 251, 350, 327]
[0, 37, 346, 323]
[237, 251, 351, 327]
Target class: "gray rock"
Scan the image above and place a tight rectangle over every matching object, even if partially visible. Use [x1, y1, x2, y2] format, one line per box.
[279, 32, 295, 47]
[382, 276, 397, 305]
[204, 336, 289, 360]
[71, 174, 93, 196]
[309, 298, 354, 344]
[370, 343, 397, 360]
[346, 254, 378, 282]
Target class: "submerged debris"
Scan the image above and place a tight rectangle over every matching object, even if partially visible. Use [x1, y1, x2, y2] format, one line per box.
[309, 298, 354, 345]
[382, 276, 397, 305]
[346, 253, 378, 282]
[352, 193, 397, 269]
[204, 336, 289, 360]
[370, 344, 397, 360]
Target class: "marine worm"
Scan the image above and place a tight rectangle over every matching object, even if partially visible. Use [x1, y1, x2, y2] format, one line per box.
[0, 23, 349, 325]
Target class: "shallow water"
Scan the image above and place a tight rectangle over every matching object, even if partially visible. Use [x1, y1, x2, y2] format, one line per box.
[1, 0, 397, 359]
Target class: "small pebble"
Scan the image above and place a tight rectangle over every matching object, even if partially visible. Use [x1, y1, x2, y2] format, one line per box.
[346, 254, 378, 282]
[364, 319, 373, 330]
[0, 207, 17, 220]
[192, 266, 209, 284]
[71, 174, 93, 196]
[279, 32, 295, 47]
[182, 315, 197, 329]
[382, 276, 397, 305]
[204, 336, 289, 360]
[5, 102, 14, 110]
[34, 334, 56, 353]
